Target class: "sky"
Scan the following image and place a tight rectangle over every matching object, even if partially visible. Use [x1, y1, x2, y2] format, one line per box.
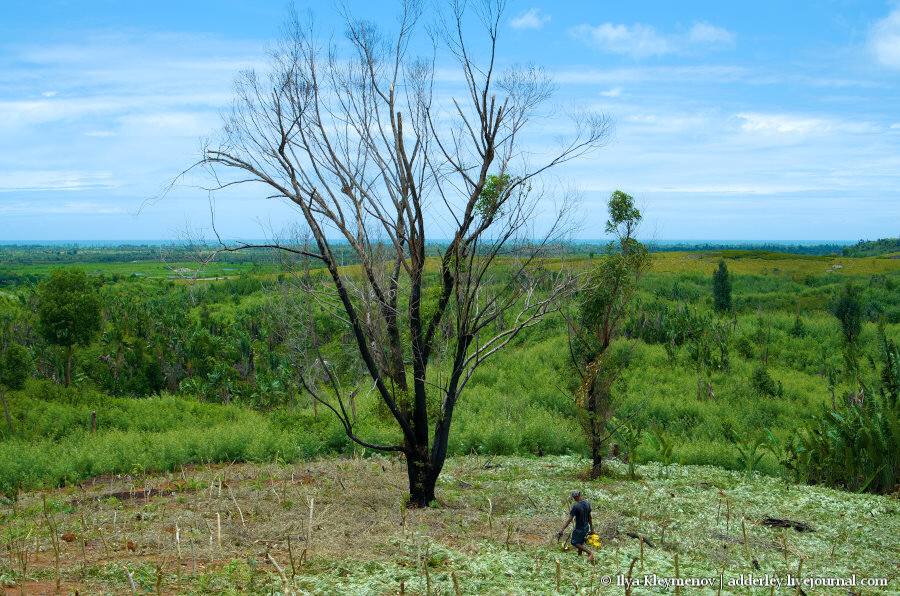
[1, 0, 899, 242]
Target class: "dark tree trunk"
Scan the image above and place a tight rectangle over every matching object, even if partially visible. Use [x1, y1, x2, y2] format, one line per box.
[591, 434, 603, 479]
[587, 375, 607, 479]
[0, 387, 12, 434]
[65, 346, 73, 388]
[406, 450, 437, 507]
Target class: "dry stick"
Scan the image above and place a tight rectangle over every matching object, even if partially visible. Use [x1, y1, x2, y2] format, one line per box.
[216, 513, 222, 550]
[98, 526, 111, 560]
[15, 535, 28, 596]
[287, 535, 296, 578]
[554, 558, 561, 592]
[794, 557, 804, 596]
[487, 498, 493, 539]
[227, 485, 245, 526]
[123, 565, 137, 596]
[155, 558, 165, 596]
[674, 552, 681, 596]
[266, 549, 293, 596]
[639, 535, 644, 571]
[306, 496, 314, 554]
[625, 557, 639, 596]
[80, 536, 88, 579]
[741, 517, 751, 561]
[42, 495, 61, 592]
[725, 499, 731, 535]
[423, 543, 432, 596]
[190, 536, 197, 574]
[451, 569, 461, 596]
[175, 524, 182, 593]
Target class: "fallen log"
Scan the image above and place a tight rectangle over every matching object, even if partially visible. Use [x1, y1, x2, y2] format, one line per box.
[625, 532, 655, 547]
[760, 517, 814, 532]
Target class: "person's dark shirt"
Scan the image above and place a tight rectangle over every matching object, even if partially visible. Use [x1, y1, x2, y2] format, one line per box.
[569, 500, 591, 531]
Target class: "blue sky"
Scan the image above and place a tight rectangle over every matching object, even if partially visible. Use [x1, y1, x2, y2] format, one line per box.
[2, 0, 899, 242]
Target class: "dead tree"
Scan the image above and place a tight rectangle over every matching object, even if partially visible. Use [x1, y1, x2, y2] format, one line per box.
[184, 0, 611, 506]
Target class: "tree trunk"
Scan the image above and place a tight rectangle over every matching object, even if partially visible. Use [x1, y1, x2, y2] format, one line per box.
[0, 387, 12, 434]
[591, 434, 603, 479]
[65, 346, 73, 388]
[406, 451, 437, 508]
[587, 379, 605, 479]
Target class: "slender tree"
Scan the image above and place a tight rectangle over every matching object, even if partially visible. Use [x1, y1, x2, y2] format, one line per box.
[568, 191, 650, 478]
[712, 259, 731, 313]
[834, 282, 862, 346]
[181, 0, 611, 505]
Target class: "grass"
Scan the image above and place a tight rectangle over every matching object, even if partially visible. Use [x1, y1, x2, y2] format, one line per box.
[0, 455, 897, 594]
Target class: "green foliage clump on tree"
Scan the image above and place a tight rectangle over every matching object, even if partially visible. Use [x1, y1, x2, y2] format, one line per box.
[712, 259, 731, 313]
[37, 268, 102, 387]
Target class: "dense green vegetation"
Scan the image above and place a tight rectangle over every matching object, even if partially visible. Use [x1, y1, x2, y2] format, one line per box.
[842, 237, 900, 258]
[1, 244, 899, 503]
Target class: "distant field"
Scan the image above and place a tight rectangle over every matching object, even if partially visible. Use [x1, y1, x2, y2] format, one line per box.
[5, 246, 900, 281]
[649, 250, 900, 276]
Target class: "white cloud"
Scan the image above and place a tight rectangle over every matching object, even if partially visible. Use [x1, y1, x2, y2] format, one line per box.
[41, 91, 58, 97]
[688, 22, 735, 46]
[510, 8, 550, 30]
[891, 123, 900, 130]
[572, 23, 672, 57]
[571, 21, 735, 58]
[737, 113, 830, 134]
[599, 87, 622, 97]
[870, 7, 900, 68]
[0, 201, 125, 215]
[735, 112, 879, 136]
[0, 170, 117, 192]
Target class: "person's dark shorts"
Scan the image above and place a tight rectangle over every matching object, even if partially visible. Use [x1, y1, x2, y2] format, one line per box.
[571, 527, 589, 546]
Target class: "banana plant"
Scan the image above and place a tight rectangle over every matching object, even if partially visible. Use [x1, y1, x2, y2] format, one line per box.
[646, 428, 675, 477]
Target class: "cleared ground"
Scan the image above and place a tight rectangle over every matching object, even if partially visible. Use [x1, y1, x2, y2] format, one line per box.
[1, 454, 898, 594]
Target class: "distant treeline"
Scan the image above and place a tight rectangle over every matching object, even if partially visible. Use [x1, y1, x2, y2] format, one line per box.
[0, 240, 868, 272]
[644, 242, 850, 256]
[0, 245, 277, 265]
[842, 238, 900, 258]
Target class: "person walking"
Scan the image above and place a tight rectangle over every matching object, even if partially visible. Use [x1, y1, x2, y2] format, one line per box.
[556, 489, 594, 561]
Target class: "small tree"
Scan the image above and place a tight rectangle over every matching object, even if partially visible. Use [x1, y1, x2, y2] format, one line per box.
[568, 191, 650, 478]
[0, 344, 31, 433]
[37, 268, 102, 387]
[712, 259, 731, 313]
[834, 282, 862, 346]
